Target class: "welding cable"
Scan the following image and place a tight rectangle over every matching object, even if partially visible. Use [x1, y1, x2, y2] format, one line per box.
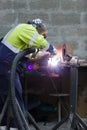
[10, 48, 35, 130]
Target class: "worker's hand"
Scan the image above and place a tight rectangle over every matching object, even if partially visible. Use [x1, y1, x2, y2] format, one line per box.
[29, 50, 50, 62]
[47, 44, 57, 55]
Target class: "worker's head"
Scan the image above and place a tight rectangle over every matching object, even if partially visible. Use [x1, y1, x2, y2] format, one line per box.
[27, 18, 47, 38]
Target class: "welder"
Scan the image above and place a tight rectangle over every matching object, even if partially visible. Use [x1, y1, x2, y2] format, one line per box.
[0, 18, 56, 130]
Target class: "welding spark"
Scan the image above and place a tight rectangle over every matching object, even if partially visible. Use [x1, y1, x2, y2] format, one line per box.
[48, 57, 60, 67]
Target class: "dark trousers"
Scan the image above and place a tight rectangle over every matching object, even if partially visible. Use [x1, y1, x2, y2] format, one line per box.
[0, 43, 26, 127]
[0, 71, 25, 127]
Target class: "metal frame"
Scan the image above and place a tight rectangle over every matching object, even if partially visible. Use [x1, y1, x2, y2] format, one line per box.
[51, 65, 87, 130]
[0, 61, 87, 130]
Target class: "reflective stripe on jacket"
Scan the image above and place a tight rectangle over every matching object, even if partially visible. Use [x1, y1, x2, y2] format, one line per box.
[2, 24, 49, 53]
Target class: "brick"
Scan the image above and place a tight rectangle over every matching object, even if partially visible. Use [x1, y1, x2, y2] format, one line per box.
[51, 13, 80, 25]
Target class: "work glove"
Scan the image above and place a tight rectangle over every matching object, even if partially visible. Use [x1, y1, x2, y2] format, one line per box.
[46, 44, 57, 55]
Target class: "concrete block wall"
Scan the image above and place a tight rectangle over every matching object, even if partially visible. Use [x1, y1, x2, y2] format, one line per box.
[0, 0, 87, 58]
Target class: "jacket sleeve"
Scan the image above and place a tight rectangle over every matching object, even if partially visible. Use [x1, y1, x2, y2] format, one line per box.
[18, 24, 49, 50]
[31, 34, 49, 50]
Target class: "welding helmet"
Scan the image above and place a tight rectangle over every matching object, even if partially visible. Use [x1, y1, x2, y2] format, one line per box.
[27, 18, 47, 38]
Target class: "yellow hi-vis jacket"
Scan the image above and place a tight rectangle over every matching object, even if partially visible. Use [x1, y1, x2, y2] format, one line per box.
[2, 24, 49, 53]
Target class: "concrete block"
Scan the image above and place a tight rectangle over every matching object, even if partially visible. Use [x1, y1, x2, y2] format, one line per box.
[76, 0, 87, 12]
[84, 40, 87, 51]
[29, 0, 60, 10]
[47, 26, 59, 37]
[61, 0, 87, 12]
[0, 11, 17, 25]
[13, 0, 28, 9]
[18, 12, 49, 23]
[82, 13, 87, 24]
[60, 26, 87, 37]
[51, 13, 80, 25]
[0, 0, 12, 10]
[0, 25, 11, 37]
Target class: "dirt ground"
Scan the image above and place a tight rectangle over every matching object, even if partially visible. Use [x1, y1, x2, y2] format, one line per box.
[29, 118, 87, 130]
